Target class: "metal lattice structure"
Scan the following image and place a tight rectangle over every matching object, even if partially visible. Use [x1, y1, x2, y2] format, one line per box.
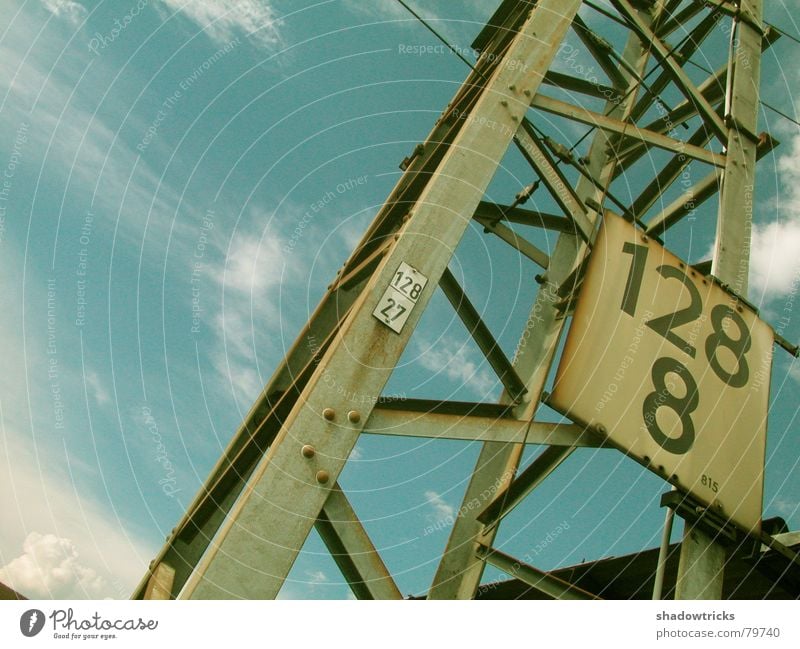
[133, 0, 798, 600]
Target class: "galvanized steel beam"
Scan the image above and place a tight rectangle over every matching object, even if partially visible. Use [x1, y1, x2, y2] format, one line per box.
[429, 1, 662, 600]
[317, 485, 402, 600]
[676, 0, 764, 601]
[476, 545, 601, 600]
[173, 0, 585, 599]
[363, 407, 599, 447]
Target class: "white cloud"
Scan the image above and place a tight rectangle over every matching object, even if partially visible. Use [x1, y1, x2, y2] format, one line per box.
[0, 429, 155, 599]
[749, 128, 800, 297]
[0, 532, 108, 599]
[85, 370, 110, 406]
[304, 569, 328, 585]
[424, 490, 454, 523]
[156, 0, 282, 48]
[416, 335, 497, 398]
[343, 0, 493, 47]
[203, 220, 298, 405]
[40, 0, 87, 26]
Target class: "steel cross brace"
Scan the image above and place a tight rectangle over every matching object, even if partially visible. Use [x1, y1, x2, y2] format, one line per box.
[136, 0, 585, 600]
[428, 0, 667, 600]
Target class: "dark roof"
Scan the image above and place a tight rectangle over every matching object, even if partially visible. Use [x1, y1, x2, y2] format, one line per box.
[0, 581, 27, 600]
[474, 532, 800, 600]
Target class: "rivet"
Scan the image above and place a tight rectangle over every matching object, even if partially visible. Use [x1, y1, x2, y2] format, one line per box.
[641, 235, 648, 243]
[737, 305, 743, 312]
[511, 115, 518, 122]
[316, 470, 330, 484]
[301, 445, 315, 459]
[508, 84, 516, 91]
[323, 407, 335, 421]
[596, 424, 607, 435]
[523, 89, 531, 97]
[348, 410, 361, 424]
[500, 100, 508, 107]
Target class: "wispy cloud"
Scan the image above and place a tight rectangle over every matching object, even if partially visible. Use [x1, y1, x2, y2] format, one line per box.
[85, 370, 110, 406]
[203, 212, 298, 404]
[156, 0, 282, 48]
[416, 335, 497, 398]
[424, 489, 454, 523]
[304, 569, 328, 585]
[40, 0, 87, 27]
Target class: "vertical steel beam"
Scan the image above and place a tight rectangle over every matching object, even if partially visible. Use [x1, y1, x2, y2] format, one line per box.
[676, 0, 763, 601]
[176, 0, 583, 599]
[428, 1, 663, 600]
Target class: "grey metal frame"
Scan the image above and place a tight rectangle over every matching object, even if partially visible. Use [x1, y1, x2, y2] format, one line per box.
[132, 0, 787, 600]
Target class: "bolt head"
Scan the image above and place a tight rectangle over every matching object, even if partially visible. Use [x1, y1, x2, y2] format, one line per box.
[322, 407, 335, 421]
[316, 470, 330, 485]
[301, 445, 315, 459]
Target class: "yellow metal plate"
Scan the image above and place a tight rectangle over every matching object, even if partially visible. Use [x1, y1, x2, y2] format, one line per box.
[550, 213, 773, 533]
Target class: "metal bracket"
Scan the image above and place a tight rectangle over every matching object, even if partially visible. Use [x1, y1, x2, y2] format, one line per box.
[735, 5, 765, 36]
[724, 113, 761, 144]
[707, 274, 760, 315]
[660, 489, 759, 554]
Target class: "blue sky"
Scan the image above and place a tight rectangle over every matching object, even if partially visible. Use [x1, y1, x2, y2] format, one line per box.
[0, 0, 798, 599]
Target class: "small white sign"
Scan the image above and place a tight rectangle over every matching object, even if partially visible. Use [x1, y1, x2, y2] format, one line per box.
[373, 261, 428, 334]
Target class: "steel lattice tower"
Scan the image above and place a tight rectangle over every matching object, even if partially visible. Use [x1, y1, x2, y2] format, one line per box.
[133, 0, 798, 600]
